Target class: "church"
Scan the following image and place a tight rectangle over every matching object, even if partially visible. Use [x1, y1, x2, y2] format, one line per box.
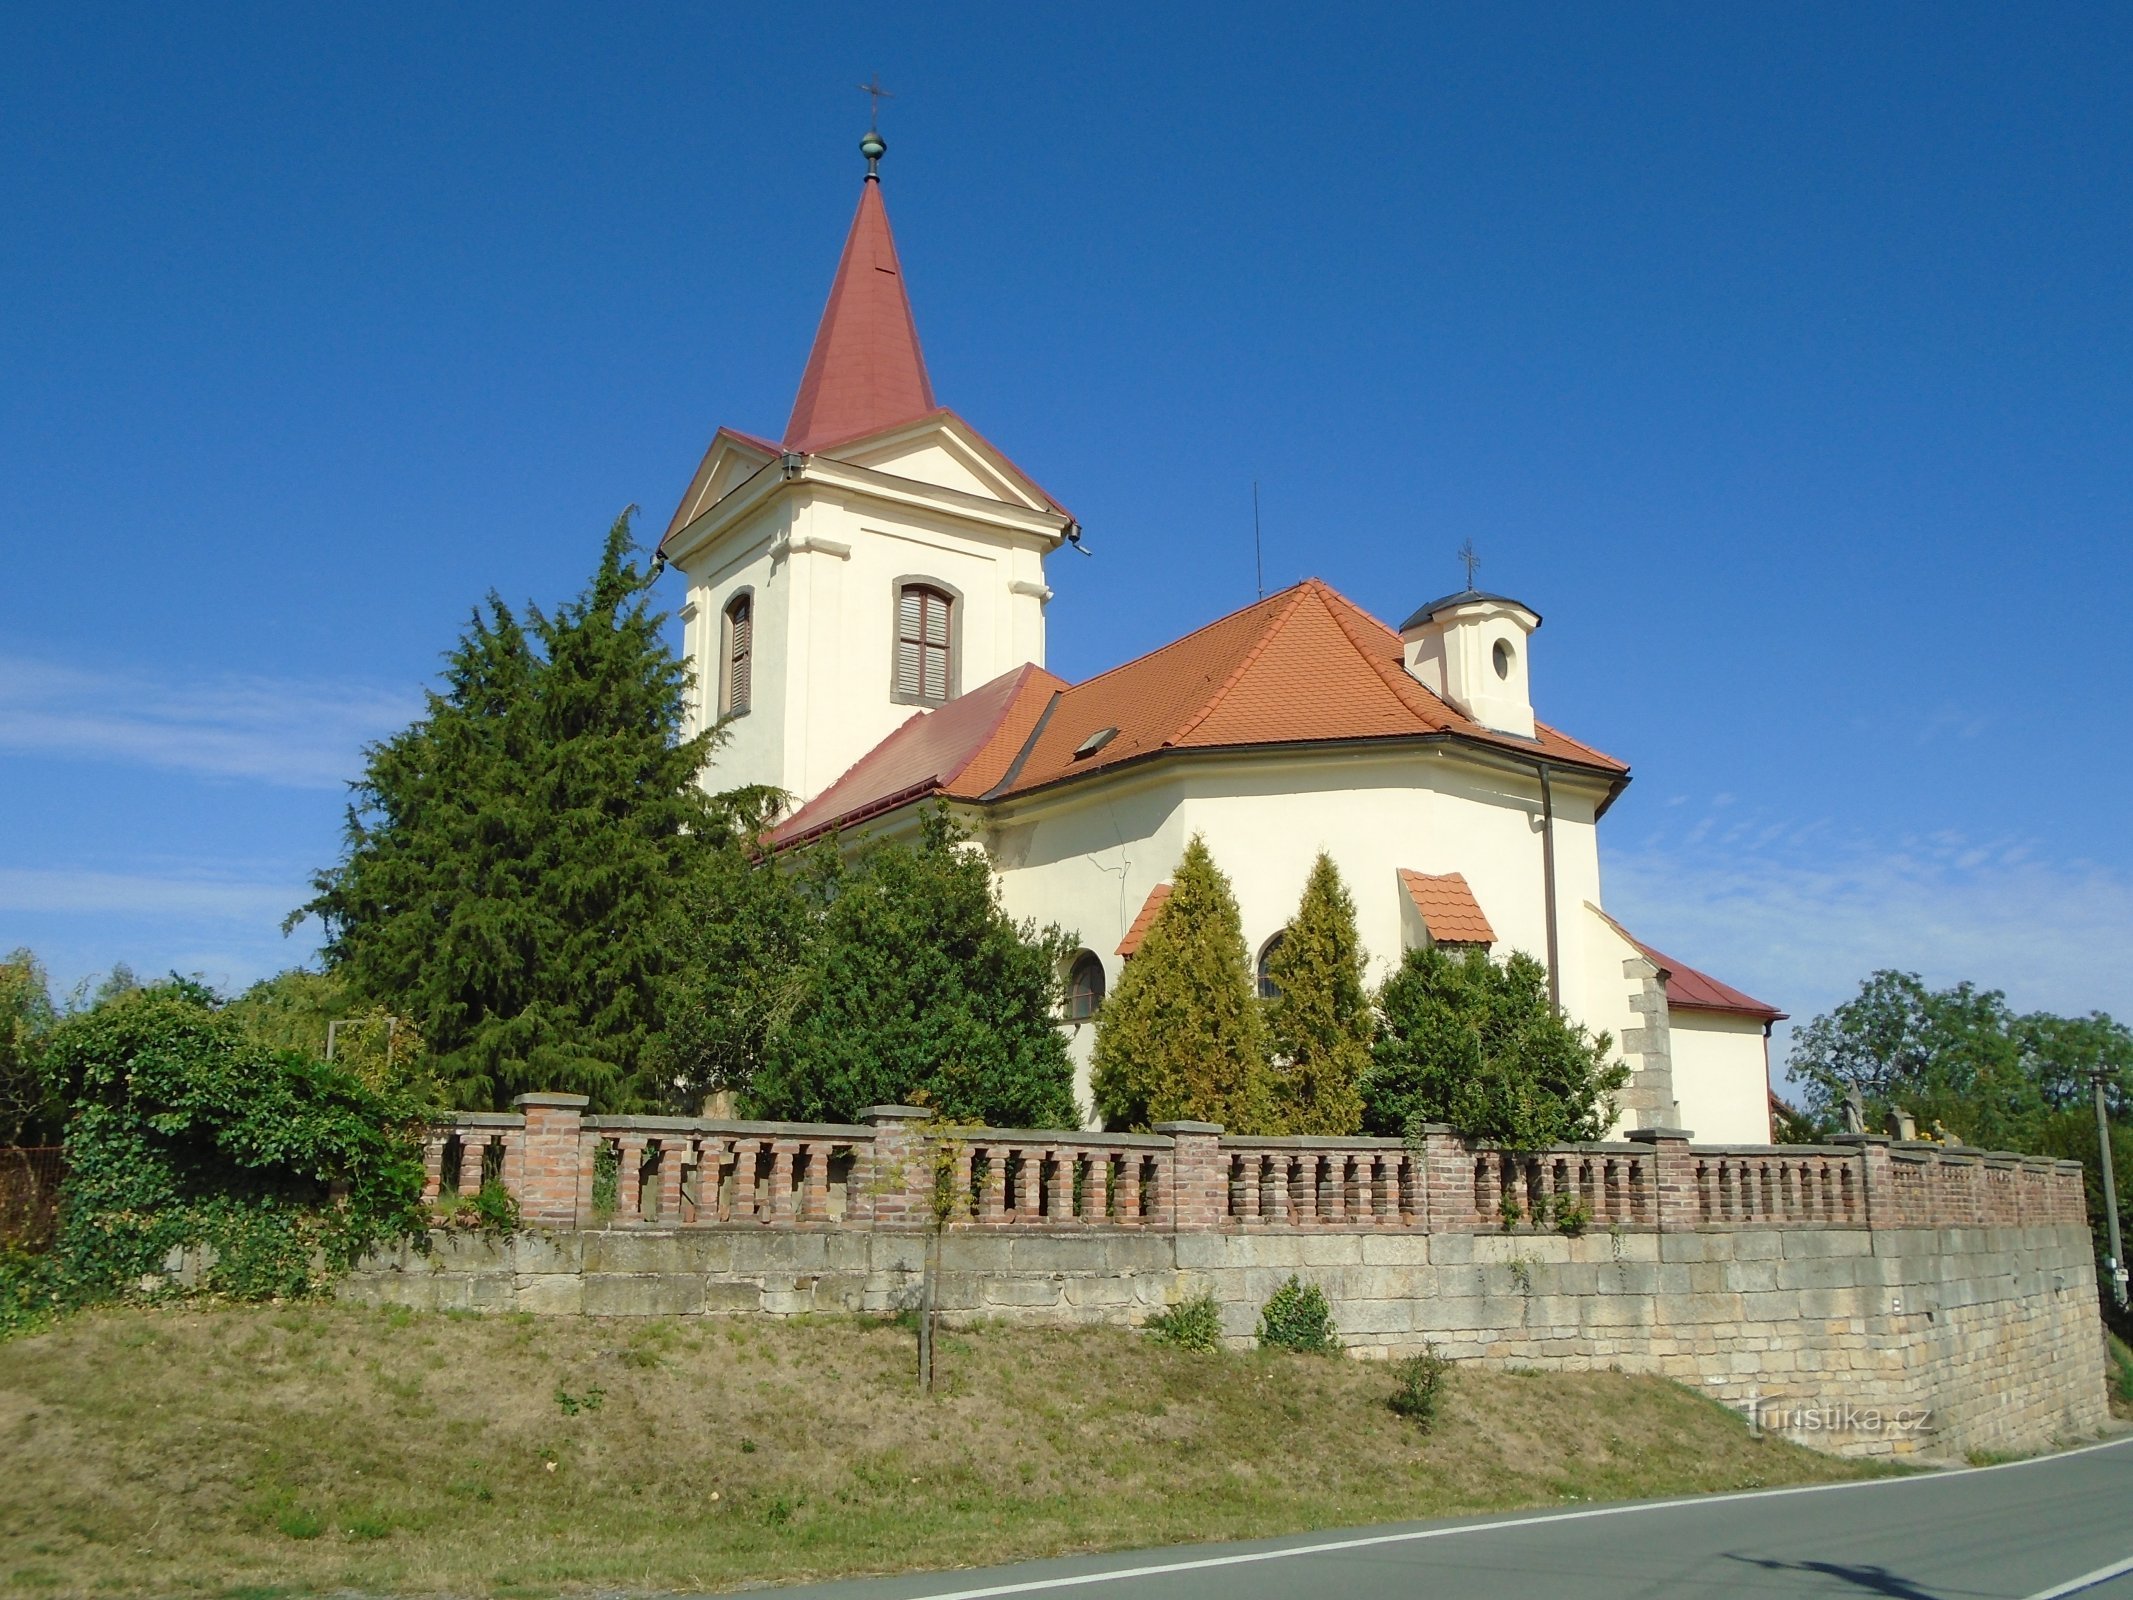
[657, 130, 1782, 1142]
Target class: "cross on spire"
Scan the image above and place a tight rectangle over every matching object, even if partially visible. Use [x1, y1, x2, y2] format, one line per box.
[858, 74, 893, 130]
[1457, 538, 1481, 591]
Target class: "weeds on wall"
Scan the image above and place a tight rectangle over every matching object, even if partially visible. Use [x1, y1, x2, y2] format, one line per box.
[435, 1179, 521, 1238]
[1145, 1289, 1223, 1352]
[1257, 1275, 1340, 1355]
[1552, 1193, 1592, 1236]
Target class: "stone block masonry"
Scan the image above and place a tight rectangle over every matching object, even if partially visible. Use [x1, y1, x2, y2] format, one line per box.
[348, 1102, 2110, 1461]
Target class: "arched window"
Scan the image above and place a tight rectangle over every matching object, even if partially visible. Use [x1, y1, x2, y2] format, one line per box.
[721, 592, 753, 717]
[1065, 951, 1106, 1021]
[1256, 933, 1286, 1002]
[896, 583, 954, 704]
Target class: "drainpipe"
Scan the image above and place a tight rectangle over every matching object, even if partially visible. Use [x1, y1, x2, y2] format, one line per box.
[1535, 760, 1560, 1010]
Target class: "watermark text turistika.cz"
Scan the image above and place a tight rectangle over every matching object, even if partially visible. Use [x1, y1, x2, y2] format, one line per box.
[1743, 1389, 1934, 1438]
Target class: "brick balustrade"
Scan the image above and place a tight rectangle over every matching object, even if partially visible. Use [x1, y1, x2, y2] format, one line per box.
[413, 1099, 2091, 1235]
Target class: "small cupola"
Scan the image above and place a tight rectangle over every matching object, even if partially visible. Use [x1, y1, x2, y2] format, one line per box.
[1399, 588, 1541, 738]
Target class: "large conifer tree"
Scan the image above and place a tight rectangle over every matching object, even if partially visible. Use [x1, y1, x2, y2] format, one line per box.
[1264, 853, 1369, 1135]
[1091, 835, 1277, 1132]
[303, 515, 713, 1110]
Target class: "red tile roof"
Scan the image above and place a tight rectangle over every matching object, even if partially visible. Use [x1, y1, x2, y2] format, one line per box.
[1630, 937, 1787, 1023]
[783, 178, 936, 454]
[989, 579, 1625, 800]
[1398, 869, 1496, 946]
[768, 578, 1629, 849]
[1117, 885, 1172, 957]
[769, 662, 1066, 847]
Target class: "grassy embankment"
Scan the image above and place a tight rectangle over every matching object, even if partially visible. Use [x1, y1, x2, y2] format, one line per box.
[0, 1303, 1892, 1597]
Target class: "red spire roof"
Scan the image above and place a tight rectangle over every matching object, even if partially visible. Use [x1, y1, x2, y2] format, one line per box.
[783, 178, 936, 453]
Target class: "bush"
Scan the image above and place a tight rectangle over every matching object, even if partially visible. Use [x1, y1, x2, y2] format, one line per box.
[1389, 1346, 1450, 1429]
[1551, 1192, 1591, 1236]
[1362, 945, 1626, 1145]
[1146, 1289, 1223, 1352]
[20, 978, 428, 1325]
[1257, 1275, 1339, 1354]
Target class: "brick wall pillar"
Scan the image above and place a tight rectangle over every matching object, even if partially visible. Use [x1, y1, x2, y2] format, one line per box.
[1832, 1134, 1892, 1230]
[1417, 1124, 1464, 1231]
[1154, 1122, 1225, 1232]
[1627, 1127, 1696, 1231]
[510, 1094, 589, 1227]
[861, 1105, 931, 1230]
[1841, 1134, 1898, 1228]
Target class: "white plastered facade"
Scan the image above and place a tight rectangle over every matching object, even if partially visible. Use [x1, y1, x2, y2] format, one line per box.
[665, 417, 1068, 807]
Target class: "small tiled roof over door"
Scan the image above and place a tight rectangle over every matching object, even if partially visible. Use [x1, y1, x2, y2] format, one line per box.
[1398, 869, 1497, 946]
[1117, 885, 1173, 957]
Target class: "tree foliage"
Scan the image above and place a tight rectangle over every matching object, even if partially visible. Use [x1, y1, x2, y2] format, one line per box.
[221, 968, 440, 1105]
[302, 514, 713, 1111]
[1787, 970, 2132, 1149]
[1788, 970, 2133, 1329]
[1263, 854, 1369, 1136]
[3, 979, 428, 1333]
[663, 808, 1079, 1127]
[0, 948, 61, 1146]
[1361, 944, 1626, 1147]
[1092, 835, 1277, 1133]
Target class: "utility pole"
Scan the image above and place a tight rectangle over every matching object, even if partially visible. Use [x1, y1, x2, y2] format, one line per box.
[2093, 1065, 2127, 1309]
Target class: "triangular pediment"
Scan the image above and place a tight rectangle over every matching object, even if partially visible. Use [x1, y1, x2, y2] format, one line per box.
[825, 409, 1066, 516]
[663, 427, 781, 543]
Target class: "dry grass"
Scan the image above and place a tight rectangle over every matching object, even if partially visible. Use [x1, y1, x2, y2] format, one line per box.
[0, 1302, 1890, 1597]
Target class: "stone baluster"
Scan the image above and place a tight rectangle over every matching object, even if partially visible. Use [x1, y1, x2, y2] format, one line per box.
[1253, 1155, 1282, 1225]
[1086, 1151, 1113, 1222]
[1043, 1147, 1067, 1224]
[656, 1138, 686, 1224]
[801, 1140, 831, 1223]
[767, 1141, 796, 1224]
[421, 1135, 448, 1205]
[979, 1145, 1006, 1224]
[458, 1136, 487, 1198]
[615, 1135, 648, 1221]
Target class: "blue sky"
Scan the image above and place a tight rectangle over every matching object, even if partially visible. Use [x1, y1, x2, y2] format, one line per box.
[3, 3, 2129, 1067]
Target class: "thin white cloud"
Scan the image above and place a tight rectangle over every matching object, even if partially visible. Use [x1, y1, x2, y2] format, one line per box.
[1604, 810, 2133, 1081]
[0, 653, 417, 789]
[0, 865, 309, 924]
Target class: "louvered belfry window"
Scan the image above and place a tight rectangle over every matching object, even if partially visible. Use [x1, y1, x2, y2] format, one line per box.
[897, 584, 953, 703]
[722, 593, 752, 716]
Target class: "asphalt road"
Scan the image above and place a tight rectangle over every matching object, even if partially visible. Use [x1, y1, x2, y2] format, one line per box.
[757, 1436, 2133, 1600]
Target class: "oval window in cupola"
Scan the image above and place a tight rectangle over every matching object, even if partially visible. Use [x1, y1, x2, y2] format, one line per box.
[1492, 638, 1515, 680]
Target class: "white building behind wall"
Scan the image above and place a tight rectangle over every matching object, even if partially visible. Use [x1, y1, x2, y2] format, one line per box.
[659, 134, 1783, 1140]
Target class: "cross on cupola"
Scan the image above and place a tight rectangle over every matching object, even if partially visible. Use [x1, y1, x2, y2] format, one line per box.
[858, 74, 893, 178]
[1457, 538, 1481, 591]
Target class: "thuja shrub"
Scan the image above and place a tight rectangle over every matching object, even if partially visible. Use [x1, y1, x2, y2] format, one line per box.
[14, 979, 429, 1323]
[1146, 1288, 1224, 1352]
[1257, 1275, 1340, 1355]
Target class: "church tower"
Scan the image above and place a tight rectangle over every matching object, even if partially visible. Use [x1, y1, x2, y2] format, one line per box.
[659, 129, 1077, 810]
